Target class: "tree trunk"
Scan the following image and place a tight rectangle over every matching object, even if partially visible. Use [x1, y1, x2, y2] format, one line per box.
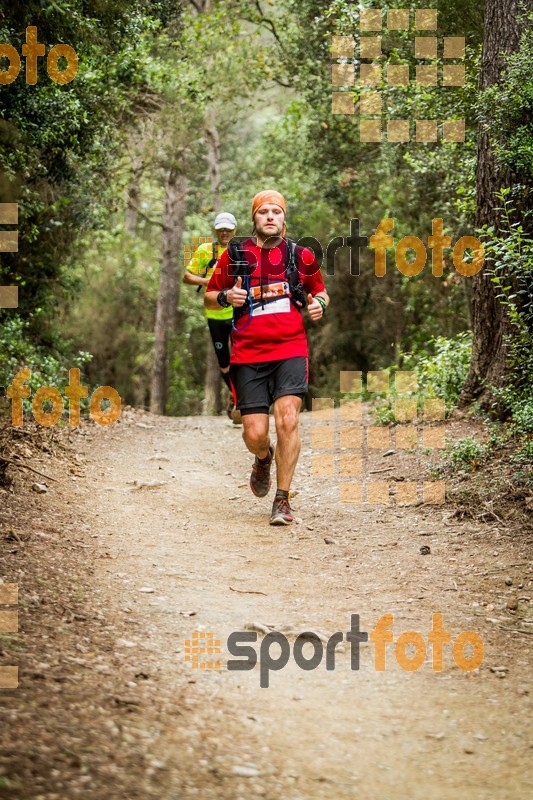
[460, 0, 526, 409]
[205, 107, 222, 213]
[202, 342, 223, 415]
[151, 168, 188, 414]
[189, 0, 224, 415]
[203, 106, 224, 415]
[125, 156, 143, 237]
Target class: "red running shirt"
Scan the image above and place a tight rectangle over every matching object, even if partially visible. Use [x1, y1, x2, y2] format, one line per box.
[207, 238, 326, 364]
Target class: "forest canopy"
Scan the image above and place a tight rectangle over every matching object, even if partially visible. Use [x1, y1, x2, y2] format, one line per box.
[0, 0, 531, 428]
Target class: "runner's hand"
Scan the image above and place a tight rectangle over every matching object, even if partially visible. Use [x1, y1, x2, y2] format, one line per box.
[307, 293, 324, 321]
[227, 277, 248, 307]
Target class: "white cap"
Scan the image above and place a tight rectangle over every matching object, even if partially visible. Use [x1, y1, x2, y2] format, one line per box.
[213, 212, 237, 230]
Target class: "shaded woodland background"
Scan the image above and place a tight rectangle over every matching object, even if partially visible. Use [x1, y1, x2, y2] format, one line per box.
[0, 0, 531, 456]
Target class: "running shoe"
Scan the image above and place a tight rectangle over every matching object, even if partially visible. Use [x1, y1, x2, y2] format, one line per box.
[270, 495, 294, 525]
[231, 407, 243, 425]
[250, 445, 274, 497]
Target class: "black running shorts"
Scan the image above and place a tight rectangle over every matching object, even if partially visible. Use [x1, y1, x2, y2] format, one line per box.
[207, 318, 233, 370]
[229, 357, 308, 415]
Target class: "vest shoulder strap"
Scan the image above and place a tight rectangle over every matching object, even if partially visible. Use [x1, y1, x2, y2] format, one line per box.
[285, 238, 307, 310]
[205, 240, 217, 270]
[229, 237, 307, 310]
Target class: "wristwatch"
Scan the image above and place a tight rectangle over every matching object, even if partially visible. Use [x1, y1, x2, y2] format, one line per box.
[217, 289, 231, 308]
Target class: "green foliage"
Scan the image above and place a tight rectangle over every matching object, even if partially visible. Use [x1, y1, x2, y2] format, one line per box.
[0, 631, 24, 653]
[167, 324, 208, 416]
[0, 315, 91, 403]
[510, 439, 533, 465]
[371, 332, 472, 424]
[251, 0, 479, 396]
[508, 398, 533, 435]
[61, 227, 159, 406]
[479, 19, 533, 178]
[446, 435, 489, 467]
[57, 0, 274, 412]
[372, 400, 397, 426]
[2, 0, 527, 418]
[0, 1, 177, 330]
[483, 189, 533, 419]
[403, 332, 473, 408]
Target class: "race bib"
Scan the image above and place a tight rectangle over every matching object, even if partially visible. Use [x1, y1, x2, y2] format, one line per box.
[253, 297, 291, 316]
[251, 281, 291, 316]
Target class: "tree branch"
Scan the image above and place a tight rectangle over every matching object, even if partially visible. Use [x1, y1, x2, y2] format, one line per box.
[0, 456, 59, 482]
[129, 203, 165, 229]
[271, 76, 292, 89]
[254, 0, 283, 46]
[241, 1, 291, 85]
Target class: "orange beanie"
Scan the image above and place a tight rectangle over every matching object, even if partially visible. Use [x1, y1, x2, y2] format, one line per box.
[251, 190, 287, 236]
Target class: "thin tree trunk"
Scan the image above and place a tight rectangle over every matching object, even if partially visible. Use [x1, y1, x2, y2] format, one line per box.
[189, 0, 223, 416]
[203, 106, 224, 415]
[460, 0, 527, 409]
[202, 342, 223, 415]
[125, 156, 143, 237]
[151, 168, 188, 414]
[205, 107, 221, 213]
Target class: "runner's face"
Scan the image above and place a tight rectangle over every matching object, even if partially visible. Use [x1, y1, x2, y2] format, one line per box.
[216, 227, 235, 246]
[254, 204, 285, 240]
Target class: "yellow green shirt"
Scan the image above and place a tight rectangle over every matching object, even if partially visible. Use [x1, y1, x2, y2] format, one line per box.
[186, 241, 233, 320]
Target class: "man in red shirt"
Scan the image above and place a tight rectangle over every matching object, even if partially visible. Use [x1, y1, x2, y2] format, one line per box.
[205, 190, 329, 525]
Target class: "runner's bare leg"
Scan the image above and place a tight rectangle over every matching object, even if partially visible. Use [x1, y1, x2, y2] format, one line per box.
[273, 395, 302, 491]
[242, 413, 270, 460]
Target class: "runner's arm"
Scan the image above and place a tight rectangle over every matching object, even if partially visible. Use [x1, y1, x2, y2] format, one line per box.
[205, 278, 248, 310]
[183, 270, 209, 286]
[307, 290, 329, 320]
[312, 290, 329, 305]
[301, 249, 329, 320]
[204, 289, 226, 310]
[183, 269, 209, 286]
[183, 244, 210, 286]
[204, 250, 243, 310]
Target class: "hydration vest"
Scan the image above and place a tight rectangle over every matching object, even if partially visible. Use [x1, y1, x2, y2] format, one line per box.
[227, 237, 307, 324]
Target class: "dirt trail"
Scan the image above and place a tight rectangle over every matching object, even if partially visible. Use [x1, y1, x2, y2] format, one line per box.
[2, 409, 532, 799]
[69, 409, 531, 799]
